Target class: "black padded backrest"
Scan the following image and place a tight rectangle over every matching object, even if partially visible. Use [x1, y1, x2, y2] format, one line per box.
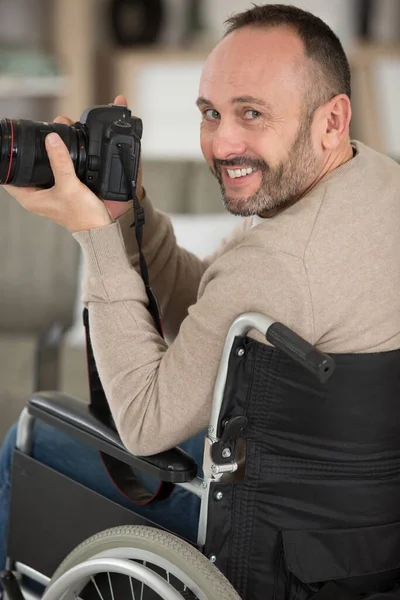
[220, 336, 400, 455]
[207, 337, 400, 600]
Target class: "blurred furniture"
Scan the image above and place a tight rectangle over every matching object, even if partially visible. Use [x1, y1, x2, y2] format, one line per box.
[53, 0, 96, 120]
[349, 42, 400, 160]
[0, 0, 94, 123]
[109, 0, 165, 47]
[0, 187, 87, 443]
[113, 48, 206, 162]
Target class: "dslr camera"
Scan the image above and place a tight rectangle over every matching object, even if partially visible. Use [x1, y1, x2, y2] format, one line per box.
[0, 104, 142, 201]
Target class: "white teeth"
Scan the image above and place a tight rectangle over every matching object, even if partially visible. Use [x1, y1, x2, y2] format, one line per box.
[227, 167, 257, 179]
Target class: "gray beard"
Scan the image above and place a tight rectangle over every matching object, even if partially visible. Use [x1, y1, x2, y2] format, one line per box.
[213, 119, 319, 217]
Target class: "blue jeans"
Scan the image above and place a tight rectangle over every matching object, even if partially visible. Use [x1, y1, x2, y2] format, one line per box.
[0, 421, 204, 572]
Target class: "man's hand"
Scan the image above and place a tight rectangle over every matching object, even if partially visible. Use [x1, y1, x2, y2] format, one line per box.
[3, 94, 143, 230]
[53, 94, 144, 221]
[4, 131, 113, 233]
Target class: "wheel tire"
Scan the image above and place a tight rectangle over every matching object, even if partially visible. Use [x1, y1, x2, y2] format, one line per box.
[49, 525, 240, 600]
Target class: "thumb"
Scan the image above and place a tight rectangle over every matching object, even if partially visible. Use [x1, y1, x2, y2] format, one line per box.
[114, 94, 128, 107]
[45, 133, 76, 186]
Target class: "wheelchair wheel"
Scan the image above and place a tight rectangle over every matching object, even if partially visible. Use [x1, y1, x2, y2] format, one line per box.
[47, 525, 240, 600]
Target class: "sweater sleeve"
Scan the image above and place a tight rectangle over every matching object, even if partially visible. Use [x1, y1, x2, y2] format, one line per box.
[116, 196, 245, 341]
[73, 221, 312, 456]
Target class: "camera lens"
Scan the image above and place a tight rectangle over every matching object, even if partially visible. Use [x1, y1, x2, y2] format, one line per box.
[0, 118, 87, 187]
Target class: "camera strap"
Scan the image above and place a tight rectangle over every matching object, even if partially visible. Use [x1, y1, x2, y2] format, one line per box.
[83, 307, 173, 504]
[120, 142, 164, 337]
[83, 141, 171, 506]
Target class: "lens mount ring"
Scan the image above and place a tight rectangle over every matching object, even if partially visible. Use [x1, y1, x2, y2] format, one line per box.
[4, 119, 15, 183]
[0, 119, 15, 184]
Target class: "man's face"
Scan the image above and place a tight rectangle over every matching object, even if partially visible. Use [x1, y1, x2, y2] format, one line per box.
[198, 26, 323, 216]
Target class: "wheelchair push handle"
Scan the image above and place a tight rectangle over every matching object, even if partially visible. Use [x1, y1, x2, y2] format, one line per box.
[266, 322, 335, 383]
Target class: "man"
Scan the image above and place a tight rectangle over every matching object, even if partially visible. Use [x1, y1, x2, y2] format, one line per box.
[0, 3, 399, 570]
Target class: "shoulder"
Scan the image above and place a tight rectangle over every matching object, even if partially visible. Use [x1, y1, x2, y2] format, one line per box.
[346, 141, 400, 188]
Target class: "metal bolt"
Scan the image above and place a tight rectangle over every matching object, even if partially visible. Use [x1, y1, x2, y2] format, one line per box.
[236, 347, 245, 357]
[222, 448, 231, 459]
[209, 555, 217, 563]
[208, 426, 214, 434]
[201, 481, 208, 489]
[214, 490, 223, 501]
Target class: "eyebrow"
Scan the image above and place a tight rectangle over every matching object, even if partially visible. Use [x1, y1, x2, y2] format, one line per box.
[196, 95, 274, 116]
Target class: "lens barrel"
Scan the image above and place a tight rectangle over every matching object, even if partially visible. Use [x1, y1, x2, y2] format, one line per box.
[0, 119, 87, 187]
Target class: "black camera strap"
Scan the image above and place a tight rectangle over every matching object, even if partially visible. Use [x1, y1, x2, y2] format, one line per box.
[120, 142, 164, 337]
[82, 140, 171, 506]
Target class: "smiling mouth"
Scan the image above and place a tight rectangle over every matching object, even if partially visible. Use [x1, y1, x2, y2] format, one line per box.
[222, 167, 259, 186]
[226, 166, 258, 179]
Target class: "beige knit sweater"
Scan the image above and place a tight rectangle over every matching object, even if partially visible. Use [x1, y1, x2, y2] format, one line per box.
[73, 141, 400, 455]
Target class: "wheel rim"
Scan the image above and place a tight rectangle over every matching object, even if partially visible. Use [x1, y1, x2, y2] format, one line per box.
[42, 557, 185, 600]
[46, 550, 207, 600]
[86, 547, 209, 599]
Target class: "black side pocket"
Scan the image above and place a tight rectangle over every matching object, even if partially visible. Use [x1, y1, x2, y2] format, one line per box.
[280, 521, 400, 599]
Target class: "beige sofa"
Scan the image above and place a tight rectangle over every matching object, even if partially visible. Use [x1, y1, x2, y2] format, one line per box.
[0, 187, 89, 443]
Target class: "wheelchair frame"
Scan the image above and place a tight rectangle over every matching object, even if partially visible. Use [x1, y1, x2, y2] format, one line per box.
[4, 312, 332, 599]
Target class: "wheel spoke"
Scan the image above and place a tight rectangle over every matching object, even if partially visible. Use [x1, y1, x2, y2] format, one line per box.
[90, 576, 106, 600]
[129, 576, 136, 600]
[107, 572, 115, 600]
[139, 561, 146, 600]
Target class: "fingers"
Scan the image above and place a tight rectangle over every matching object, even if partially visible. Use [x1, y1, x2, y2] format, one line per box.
[45, 133, 77, 187]
[53, 115, 74, 126]
[114, 94, 128, 107]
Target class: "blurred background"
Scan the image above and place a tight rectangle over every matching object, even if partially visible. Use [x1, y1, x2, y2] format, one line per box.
[0, 0, 399, 440]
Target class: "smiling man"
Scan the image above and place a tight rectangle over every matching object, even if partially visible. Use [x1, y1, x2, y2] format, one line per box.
[1, 2, 400, 572]
[198, 17, 354, 220]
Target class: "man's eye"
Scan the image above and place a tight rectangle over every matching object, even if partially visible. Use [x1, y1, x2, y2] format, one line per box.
[204, 109, 220, 121]
[244, 110, 261, 120]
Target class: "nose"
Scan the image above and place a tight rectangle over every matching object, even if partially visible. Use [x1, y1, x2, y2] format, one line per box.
[212, 121, 246, 160]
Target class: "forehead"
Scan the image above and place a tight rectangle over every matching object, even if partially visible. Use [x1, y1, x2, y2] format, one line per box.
[199, 27, 307, 112]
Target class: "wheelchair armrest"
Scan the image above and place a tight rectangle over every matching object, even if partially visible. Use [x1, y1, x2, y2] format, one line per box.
[27, 391, 198, 483]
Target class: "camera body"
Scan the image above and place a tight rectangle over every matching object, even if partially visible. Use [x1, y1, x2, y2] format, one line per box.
[0, 103, 143, 201]
[77, 104, 143, 201]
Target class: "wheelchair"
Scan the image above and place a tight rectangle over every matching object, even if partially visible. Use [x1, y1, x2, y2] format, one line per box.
[3, 312, 400, 600]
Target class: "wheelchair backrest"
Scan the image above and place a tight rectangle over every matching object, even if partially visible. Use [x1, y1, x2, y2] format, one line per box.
[206, 337, 400, 600]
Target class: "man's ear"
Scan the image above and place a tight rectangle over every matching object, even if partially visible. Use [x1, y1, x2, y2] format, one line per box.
[319, 94, 352, 150]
